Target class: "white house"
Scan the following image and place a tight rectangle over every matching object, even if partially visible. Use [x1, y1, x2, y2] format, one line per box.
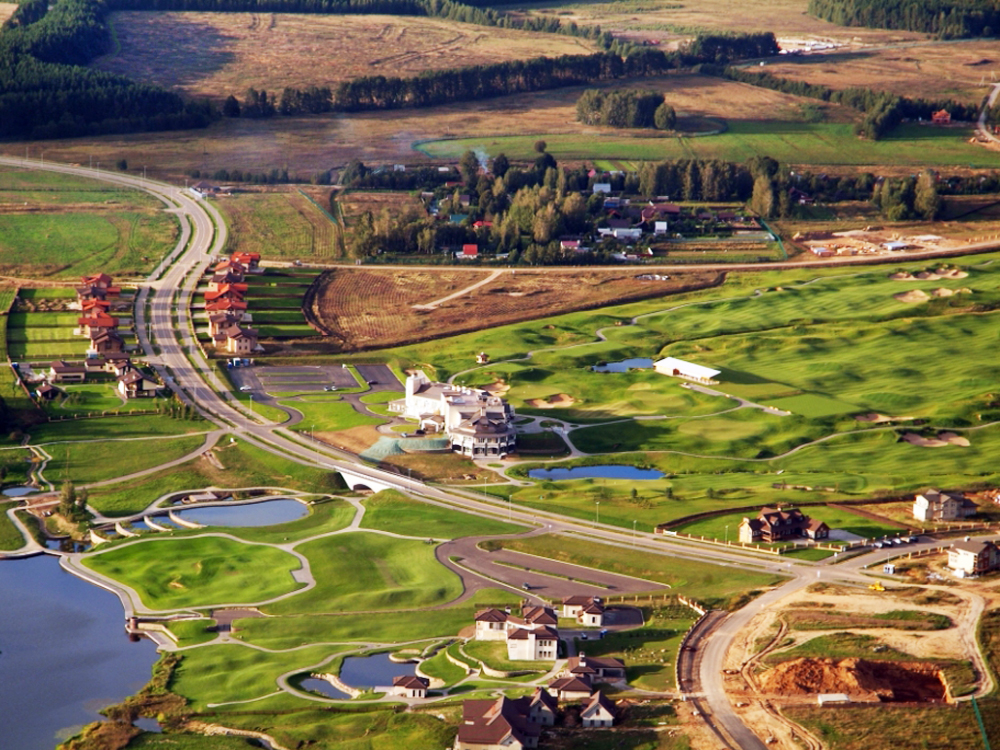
[581, 692, 617, 727]
[562, 596, 605, 626]
[913, 489, 977, 522]
[473, 607, 559, 661]
[474, 609, 510, 641]
[390, 371, 515, 457]
[507, 626, 558, 661]
[391, 674, 429, 698]
[653, 357, 721, 384]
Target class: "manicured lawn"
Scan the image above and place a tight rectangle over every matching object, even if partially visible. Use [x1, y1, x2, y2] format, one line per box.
[360, 390, 405, 404]
[462, 640, 548, 674]
[264, 532, 462, 614]
[282, 398, 385, 433]
[360, 490, 526, 538]
[0, 501, 26, 550]
[486, 534, 786, 609]
[83, 536, 305, 609]
[234, 588, 522, 648]
[419, 646, 469, 686]
[677, 505, 902, 542]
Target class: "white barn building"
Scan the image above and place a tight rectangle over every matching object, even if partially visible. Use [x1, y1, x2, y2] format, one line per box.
[653, 357, 721, 384]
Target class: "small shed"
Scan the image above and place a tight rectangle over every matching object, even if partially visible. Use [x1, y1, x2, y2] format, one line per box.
[817, 693, 851, 706]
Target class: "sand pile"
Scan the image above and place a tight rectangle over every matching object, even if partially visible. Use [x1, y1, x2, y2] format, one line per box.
[889, 272, 914, 280]
[855, 413, 914, 423]
[894, 289, 930, 303]
[902, 432, 970, 447]
[933, 288, 955, 297]
[758, 658, 946, 702]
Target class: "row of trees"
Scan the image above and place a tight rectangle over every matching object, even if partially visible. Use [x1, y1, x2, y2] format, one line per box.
[873, 171, 943, 220]
[808, 0, 1000, 38]
[576, 89, 676, 129]
[720, 66, 980, 139]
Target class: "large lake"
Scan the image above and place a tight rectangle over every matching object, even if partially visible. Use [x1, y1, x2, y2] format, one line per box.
[0, 555, 158, 750]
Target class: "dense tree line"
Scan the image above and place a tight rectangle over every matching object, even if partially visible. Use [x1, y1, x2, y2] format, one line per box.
[808, 0, 1000, 38]
[0, 0, 211, 139]
[720, 66, 980, 139]
[576, 89, 674, 129]
[873, 171, 943, 220]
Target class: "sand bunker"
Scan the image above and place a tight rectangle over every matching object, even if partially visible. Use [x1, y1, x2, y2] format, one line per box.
[855, 413, 915, 423]
[526, 393, 575, 408]
[483, 379, 510, 396]
[894, 289, 930, 303]
[902, 432, 970, 448]
[759, 658, 947, 703]
[891, 268, 968, 281]
[932, 287, 955, 297]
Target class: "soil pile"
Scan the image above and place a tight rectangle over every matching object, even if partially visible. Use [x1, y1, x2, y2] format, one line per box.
[759, 658, 946, 702]
[893, 289, 930, 303]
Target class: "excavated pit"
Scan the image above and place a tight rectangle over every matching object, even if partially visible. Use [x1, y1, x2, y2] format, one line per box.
[759, 658, 948, 703]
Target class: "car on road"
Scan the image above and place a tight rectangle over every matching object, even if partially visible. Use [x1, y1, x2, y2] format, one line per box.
[522, 582, 531, 590]
[367, 380, 378, 385]
[579, 633, 588, 640]
[323, 386, 337, 391]
[239, 385, 252, 391]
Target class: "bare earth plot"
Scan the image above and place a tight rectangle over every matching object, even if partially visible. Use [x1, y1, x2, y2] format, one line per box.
[310, 267, 723, 351]
[0, 2, 15, 24]
[93, 12, 597, 101]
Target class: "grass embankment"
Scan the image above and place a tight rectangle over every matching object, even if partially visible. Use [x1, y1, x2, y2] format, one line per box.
[360, 490, 526, 538]
[86, 441, 344, 516]
[462, 640, 549, 675]
[419, 645, 468, 686]
[282, 397, 384, 433]
[264, 532, 462, 614]
[483, 534, 786, 608]
[83, 536, 305, 610]
[0, 501, 26, 550]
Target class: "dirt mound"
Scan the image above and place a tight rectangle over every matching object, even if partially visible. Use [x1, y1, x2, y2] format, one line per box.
[759, 658, 946, 702]
[889, 272, 914, 280]
[936, 267, 968, 278]
[902, 431, 970, 448]
[932, 287, 954, 297]
[855, 412, 914, 423]
[893, 289, 930, 303]
[526, 393, 575, 408]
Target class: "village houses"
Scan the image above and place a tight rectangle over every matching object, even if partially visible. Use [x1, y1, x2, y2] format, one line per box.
[913, 488, 978, 522]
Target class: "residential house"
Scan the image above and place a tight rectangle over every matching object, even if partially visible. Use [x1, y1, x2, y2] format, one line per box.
[391, 675, 429, 699]
[205, 298, 248, 315]
[559, 238, 582, 252]
[949, 540, 1000, 576]
[390, 371, 515, 457]
[522, 605, 558, 628]
[592, 183, 612, 194]
[89, 330, 126, 356]
[931, 109, 951, 124]
[739, 507, 829, 544]
[209, 270, 246, 292]
[204, 283, 247, 303]
[103, 357, 133, 377]
[562, 596, 605, 627]
[506, 626, 558, 661]
[80, 298, 112, 314]
[474, 608, 510, 641]
[653, 357, 720, 384]
[230, 251, 261, 269]
[83, 357, 107, 374]
[81, 272, 114, 290]
[35, 382, 62, 401]
[214, 258, 247, 276]
[548, 674, 593, 701]
[476, 352, 490, 365]
[461, 244, 479, 259]
[117, 367, 159, 398]
[599, 218, 642, 241]
[209, 312, 244, 338]
[48, 361, 87, 383]
[564, 654, 625, 683]
[77, 311, 118, 338]
[455, 695, 542, 750]
[221, 324, 259, 355]
[522, 687, 557, 726]
[913, 489, 977, 522]
[580, 692, 617, 728]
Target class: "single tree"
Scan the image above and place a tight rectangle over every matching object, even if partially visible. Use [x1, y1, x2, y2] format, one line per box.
[222, 95, 241, 117]
[653, 102, 676, 130]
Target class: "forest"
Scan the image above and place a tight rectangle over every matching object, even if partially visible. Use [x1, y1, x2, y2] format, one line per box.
[576, 88, 675, 130]
[809, 0, 1000, 38]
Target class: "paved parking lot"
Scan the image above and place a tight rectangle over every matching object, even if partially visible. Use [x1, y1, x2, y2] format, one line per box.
[354, 364, 402, 389]
[230, 365, 360, 395]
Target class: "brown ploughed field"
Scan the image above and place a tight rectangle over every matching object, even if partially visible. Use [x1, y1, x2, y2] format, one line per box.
[309, 267, 722, 351]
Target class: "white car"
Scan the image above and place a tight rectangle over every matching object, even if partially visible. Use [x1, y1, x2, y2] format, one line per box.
[239, 385, 252, 392]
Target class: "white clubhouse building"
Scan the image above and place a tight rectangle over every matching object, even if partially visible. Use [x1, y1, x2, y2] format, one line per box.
[390, 371, 516, 457]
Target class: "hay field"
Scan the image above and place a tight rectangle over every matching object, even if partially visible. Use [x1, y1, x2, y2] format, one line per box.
[94, 12, 597, 100]
[218, 189, 341, 260]
[312, 267, 721, 351]
[757, 40, 1000, 105]
[0, 3, 16, 25]
[499, 0, 925, 45]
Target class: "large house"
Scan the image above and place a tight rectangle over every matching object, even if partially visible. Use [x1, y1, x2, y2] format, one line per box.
[739, 507, 829, 544]
[580, 692, 617, 728]
[563, 654, 625, 683]
[390, 371, 516, 457]
[117, 367, 159, 398]
[949, 540, 1000, 577]
[913, 489, 977, 522]
[473, 606, 559, 661]
[455, 693, 551, 750]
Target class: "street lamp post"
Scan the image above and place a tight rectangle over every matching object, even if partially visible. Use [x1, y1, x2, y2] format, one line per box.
[595, 501, 600, 527]
[725, 524, 730, 544]
[249, 393, 253, 416]
[633, 519, 637, 546]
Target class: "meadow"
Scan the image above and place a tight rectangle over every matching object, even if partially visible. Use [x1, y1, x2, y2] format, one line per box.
[418, 121, 1000, 168]
[359, 490, 527, 538]
[218, 190, 339, 260]
[83, 536, 305, 609]
[0, 167, 177, 278]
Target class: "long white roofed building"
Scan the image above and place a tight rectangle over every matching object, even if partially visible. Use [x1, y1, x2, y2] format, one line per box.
[390, 371, 516, 457]
[653, 357, 721, 384]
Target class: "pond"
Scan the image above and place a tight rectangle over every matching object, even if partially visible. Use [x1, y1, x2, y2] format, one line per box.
[591, 357, 654, 373]
[173, 499, 309, 527]
[341, 652, 417, 690]
[2, 486, 37, 497]
[529, 465, 665, 481]
[0, 555, 159, 750]
[299, 677, 351, 700]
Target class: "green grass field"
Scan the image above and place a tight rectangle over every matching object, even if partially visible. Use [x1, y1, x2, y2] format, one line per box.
[0, 501, 26, 550]
[264, 532, 462, 614]
[677, 504, 902, 542]
[83, 536, 305, 609]
[360, 490, 527, 538]
[418, 121, 1000, 168]
[283, 398, 385, 433]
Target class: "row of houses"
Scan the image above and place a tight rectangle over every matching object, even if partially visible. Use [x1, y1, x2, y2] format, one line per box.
[203, 253, 262, 355]
[36, 356, 158, 401]
[76, 274, 127, 357]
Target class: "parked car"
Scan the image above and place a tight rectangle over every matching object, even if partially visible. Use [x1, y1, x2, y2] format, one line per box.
[239, 385, 252, 392]
[323, 385, 337, 392]
[522, 582, 531, 591]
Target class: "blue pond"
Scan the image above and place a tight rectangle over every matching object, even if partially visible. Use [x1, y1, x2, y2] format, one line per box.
[341, 652, 417, 689]
[591, 357, 654, 373]
[530, 465, 664, 481]
[300, 677, 351, 699]
[174, 499, 308, 527]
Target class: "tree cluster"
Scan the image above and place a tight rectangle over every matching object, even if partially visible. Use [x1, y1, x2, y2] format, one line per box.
[808, 0, 1000, 38]
[0, 0, 211, 139]
[721, 66, 979, 140]
[872, 171, 943, 220]
[576, 89, 675, 129]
